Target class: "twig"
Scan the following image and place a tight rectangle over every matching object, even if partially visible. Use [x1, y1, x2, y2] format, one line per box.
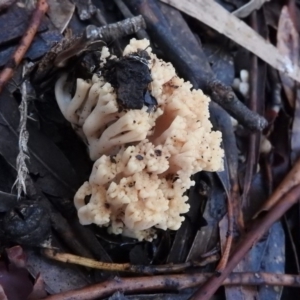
[160, 0, 300, 83]
[0, 0, 48, 94]
[85, 15, 146, 41]
[208, 80, 267, 131]
[24, 178, 97, 259]
[44, 272, 300, 300]
[190, 184, 300, 300]
[43, 248, 217, 275]
[114, 0, 150, 40]
[39, 15, 146, 69]
[125, 0, 267, 131]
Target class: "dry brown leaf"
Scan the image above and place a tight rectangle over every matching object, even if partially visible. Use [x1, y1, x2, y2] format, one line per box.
[160, 0, 300, 83]
[277, 6, 299, 108]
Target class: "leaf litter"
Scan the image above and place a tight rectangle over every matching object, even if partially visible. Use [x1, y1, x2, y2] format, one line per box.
[0, 0, 299, 300]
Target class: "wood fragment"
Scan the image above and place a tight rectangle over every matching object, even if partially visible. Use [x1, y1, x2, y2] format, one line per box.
[208, 80, 267, 131]
[43, 248, 217, 275]
[190, 184, 300, 300]
[55, 15, 146, 67]
[160, 0, 300, 83]
[43, 271, 300, 300]
[85, 15, 146, 41]
[114, 0, 150, 40]
[0, 0, 48, 94]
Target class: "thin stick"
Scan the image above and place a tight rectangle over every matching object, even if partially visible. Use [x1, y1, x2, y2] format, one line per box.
[43, 249, 218, 275]
[190, 184, 300, 300]
[44, 272, 300, 300]
[114, 0, 149, 40]
[208, 80, 267, 131]
[0, 0, 48, 93]
[51, 15, 146, 68]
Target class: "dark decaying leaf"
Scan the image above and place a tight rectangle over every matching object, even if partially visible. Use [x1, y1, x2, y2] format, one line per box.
[166, 219, 194, 264]
[0, 11, 61, 67]
[158, 1, 213, 88]
[202, 42, 235, 86]
[270, 110, 291, 185]
[0, 191, 18, 212]
[0, 7, 62, 66]
[26, 247, 90, 294]
[257, 222, 285, 300]
[186, 173, 226, 262]
[220, 146, 284, 300]
[0, 155, 19, 211]
[167, 173, 207, 264]
[0, 4, 48, 47]
[0, 88, 80, 198]
[3, 202, 51, 246]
